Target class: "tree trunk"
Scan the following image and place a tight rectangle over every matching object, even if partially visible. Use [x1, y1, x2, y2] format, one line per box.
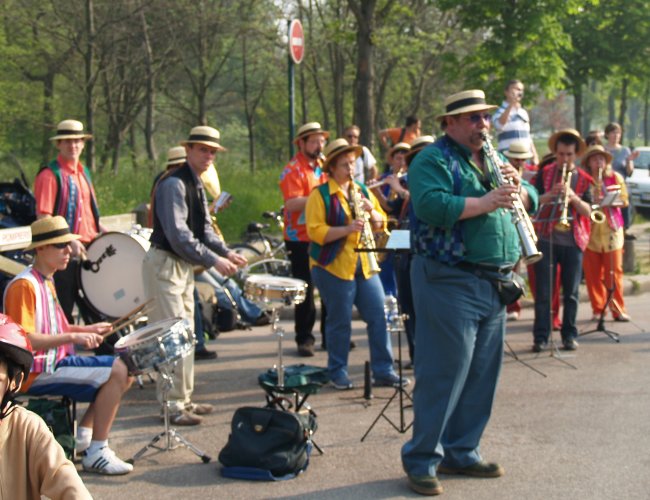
[618, 77, 629, 138]
[351, 0, 377, 151]
[573, 83, 582, 135]
[42, 71, 56, 165]
[140, 7, 156, 161]
[85, 0, 96, 172]
[607, 90, 616, 123]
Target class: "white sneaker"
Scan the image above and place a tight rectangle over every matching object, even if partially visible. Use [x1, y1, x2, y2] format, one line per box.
[82, 446, 133, 475]
[506, 311, 519, 321]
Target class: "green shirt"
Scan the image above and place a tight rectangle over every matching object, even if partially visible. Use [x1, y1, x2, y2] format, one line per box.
[409, 135, 539, 266]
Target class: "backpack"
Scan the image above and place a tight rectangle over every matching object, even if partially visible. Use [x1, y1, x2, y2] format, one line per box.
[218, 406, 316, 481]
[26, 397, 76, 460]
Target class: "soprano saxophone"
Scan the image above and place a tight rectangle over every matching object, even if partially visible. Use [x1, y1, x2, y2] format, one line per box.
[348, 174, 381, 274]
[481, 133, 543, 265]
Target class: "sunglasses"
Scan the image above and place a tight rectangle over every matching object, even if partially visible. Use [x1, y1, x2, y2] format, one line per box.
[467, 113, 492, 124]
[51, 242, 71, 249]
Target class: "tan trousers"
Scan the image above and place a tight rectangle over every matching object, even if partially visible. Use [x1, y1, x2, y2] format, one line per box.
[143, 247, 195, 413]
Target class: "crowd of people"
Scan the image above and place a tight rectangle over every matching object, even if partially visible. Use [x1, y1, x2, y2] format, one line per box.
[0, 77, 641, 496]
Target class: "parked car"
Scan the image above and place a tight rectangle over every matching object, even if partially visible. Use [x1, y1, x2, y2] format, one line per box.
[626, 146, 650, 217]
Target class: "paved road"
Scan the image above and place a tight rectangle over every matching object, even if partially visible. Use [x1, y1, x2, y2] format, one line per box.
[80, 285, 650, 500]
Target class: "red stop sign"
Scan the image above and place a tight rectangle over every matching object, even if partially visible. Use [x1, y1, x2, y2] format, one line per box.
[288, 19, 304, 65]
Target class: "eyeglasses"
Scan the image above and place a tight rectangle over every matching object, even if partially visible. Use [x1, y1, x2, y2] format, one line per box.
[346, 134, 359, 140]
[51, 242, 71, 249]
[467, 113, 492, 124]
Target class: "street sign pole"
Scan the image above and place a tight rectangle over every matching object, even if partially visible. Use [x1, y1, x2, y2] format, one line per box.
[287, 19, 304, 158]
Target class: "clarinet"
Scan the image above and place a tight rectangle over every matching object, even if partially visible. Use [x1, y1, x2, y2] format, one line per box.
[348, 174, 381, 274]
[480, 133, 543, 265]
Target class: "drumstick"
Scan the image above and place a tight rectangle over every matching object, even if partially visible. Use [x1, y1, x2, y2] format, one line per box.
[102, 313, 149, 339]
[110, 298, 155, 329]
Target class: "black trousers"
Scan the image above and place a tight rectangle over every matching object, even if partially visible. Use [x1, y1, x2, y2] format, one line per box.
[54, 258, 102, 325]
[285, 240, 326, 346]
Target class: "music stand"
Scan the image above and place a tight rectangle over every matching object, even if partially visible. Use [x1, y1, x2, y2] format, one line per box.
[531, 198, 578, 370]
[580, 203, 623, 342]
[360, 230, 413, 441]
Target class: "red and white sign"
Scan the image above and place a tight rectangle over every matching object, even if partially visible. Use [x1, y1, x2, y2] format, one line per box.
[288, 19, 304, 65]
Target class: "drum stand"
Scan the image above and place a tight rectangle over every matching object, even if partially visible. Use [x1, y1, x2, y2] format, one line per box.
[361, 298, 412, 441]
[128, 361, 211, 464]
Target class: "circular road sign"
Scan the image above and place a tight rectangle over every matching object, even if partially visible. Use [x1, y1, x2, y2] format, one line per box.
[288, 19, 304, 65]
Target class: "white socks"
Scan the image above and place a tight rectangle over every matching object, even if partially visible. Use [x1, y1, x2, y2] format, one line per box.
[76, 426, 93, 452]
[86, 439, 108, 456]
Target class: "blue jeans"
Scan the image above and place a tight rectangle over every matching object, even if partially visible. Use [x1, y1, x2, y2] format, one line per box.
[311, 265, 395, 383]
[402, 256, 505, 477]
[195, 269, 263, 323]
[193, 287, 205, 350]
[533, 239, 583, 343]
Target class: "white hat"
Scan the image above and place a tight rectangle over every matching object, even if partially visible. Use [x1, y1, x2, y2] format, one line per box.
[180, 126, 225, 151]
[435, 90, 497, 122]
[49, 120, 92, 141]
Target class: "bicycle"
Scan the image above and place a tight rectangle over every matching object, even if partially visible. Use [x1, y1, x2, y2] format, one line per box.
[231, 209, 291, 283]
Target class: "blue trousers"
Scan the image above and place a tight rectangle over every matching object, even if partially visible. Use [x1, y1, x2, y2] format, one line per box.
[195, 268, 263, 323]
[402, 256, 505, 477]
[533, 239, 583, 344]
[311, 265, 395, 383]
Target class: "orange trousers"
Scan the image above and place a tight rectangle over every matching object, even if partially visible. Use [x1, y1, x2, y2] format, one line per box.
[582, 248, 626, 317]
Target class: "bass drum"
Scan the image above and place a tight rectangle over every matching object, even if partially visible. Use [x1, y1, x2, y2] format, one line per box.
[79, 231, 150, 319]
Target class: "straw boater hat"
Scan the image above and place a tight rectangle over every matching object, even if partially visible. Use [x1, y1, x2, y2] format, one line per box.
[548, 128, 586, 156]
[435, 89, 497, 122]
[387, 142, 411, 160]
[49, 120, 92, 141]
[180, 126, 225, 151]
[166, 146, 187, 166]
[322, 138, 362, 171]
[294, 122, 330, 144]
[26, 216, 81, 251]
[504, 140, 534, 160]
[406, 135, 435, 160]
[581, 144, 613, 166]
[538, 152, 556, 169]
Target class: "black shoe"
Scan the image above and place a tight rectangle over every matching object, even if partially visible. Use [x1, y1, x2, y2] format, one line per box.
[438, 460, 504, 478]
[349, 340, 356, 350]
[532, 342, 546, 353]
[194, 347, 217, 360]
[562, 339, 579, 351]
[297, 343, 315, 357]
[254, 312, 271, 326]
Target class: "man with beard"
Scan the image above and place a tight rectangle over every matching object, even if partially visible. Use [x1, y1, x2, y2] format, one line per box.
[279, 122, 329, 357]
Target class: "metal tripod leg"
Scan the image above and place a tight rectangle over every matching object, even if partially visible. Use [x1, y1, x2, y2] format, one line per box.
[128, 363, 211, 464]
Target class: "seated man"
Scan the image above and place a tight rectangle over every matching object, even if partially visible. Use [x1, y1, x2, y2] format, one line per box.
[0, 314, 92, 498]
[3, 216, 134, 476]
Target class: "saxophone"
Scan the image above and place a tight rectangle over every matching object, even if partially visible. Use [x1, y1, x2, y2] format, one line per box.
[481, 133, 542, 265]
[590, 166, 606, 224]
[348, 174, 381, 274]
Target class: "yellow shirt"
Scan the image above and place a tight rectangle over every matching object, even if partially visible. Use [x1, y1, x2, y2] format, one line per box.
[587, 171, 628, 253]
[306, 179, 386, 280]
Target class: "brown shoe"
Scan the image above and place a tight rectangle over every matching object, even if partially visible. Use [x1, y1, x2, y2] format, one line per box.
[169, 411, 202, 426]
[186, 402, 214, 415]
[437, 461, 504, 478]
[297, 343, 315, 357]
[407, 474, 443, 496]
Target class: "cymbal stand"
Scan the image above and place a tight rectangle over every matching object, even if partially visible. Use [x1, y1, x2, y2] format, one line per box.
[504, 339, 547, 377]
[128, 361, 211, 464]
[361, 296, 412, 441]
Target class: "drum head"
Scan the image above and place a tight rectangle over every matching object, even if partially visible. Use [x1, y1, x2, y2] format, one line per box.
[245, 274, 305, 290]
[114, 318, 183, 349]
[80, 232, 150, 319]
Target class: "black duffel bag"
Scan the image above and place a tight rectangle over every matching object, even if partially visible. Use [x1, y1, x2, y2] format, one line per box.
[218, 406, 316, 481]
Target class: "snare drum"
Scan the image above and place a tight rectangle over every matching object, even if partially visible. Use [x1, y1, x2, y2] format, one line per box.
[79, 232, 150, 318]
[243, 274, 307, 307]
[114, 318, 194, 375]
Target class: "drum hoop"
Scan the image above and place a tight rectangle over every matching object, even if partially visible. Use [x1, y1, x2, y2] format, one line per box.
[114, 318, 185, 348]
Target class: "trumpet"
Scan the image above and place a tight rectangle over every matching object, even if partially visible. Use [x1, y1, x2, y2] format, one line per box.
[481, 133, 542, 265]
[554, 162, 572, 232]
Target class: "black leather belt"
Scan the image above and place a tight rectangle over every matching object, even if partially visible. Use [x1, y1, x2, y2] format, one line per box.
[455, 261, 513, 275]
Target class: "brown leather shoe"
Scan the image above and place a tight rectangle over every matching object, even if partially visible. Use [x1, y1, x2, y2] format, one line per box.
[407, 474, 443, 496]
[437, 461, 504, 478]
[168, 411, 202, 426]
[186, 402, 214, 415]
